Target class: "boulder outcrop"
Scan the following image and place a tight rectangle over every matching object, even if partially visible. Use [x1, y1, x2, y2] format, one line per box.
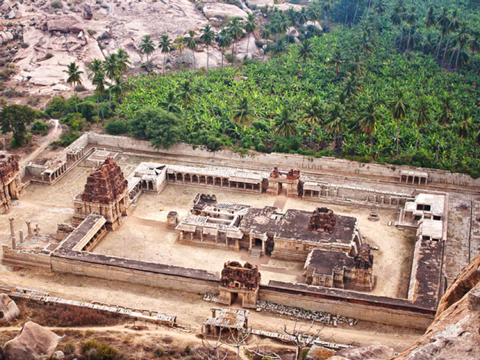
[0, 294, 20, 323]
[2, 321, 60, 360]
[337, 345, 394, 360]
[203, 3, 248, 19]
[394, 252, 480, 360]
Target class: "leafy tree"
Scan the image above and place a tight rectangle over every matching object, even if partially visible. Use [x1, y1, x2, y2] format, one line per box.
[475, 127, 480, 167]
[390, 88, 409, 157]
[186, 30, 197, 70]
[160, 91, 181, 114]
[326, 48, 344, 77]
[274, 108, 297, 138]
[298, 38, 314, 64]
[452, 111, 472, 168]
[200, 25, 215, 71]
[63, 62, 83, 112]
[413, 96, 431, 155]
[227, 17, 244, 63]
[434, 94, 455, 166]
[0, 104, 36, 146]
[159, 34, 173, 76]
[129, 107, 183, 149]
[116, 49, 131, 74]
[359, 101, 381, 155]
[139, 35, 155, 70]
[232, 97, 255, 126]
[216, 29, 232, 68]
[244, 13, 257, 56]
[301, 97, 324, 147]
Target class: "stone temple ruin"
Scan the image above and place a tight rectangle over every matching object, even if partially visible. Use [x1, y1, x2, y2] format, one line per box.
[2, 133, 478, 332]
[0, 154, 24, 214]
[73, 157, 130, 230]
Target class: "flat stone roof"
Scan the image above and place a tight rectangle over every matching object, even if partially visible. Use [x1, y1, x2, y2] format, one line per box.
[414, 193, 445, 217]
[240, 207, 357, 245]
[204, 308, 248, 329]
[305, 249, 355, 275]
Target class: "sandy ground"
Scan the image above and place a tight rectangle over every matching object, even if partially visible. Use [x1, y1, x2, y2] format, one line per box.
[0, 266, 422, 352]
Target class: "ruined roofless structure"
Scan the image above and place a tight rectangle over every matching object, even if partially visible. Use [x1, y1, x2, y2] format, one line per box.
[73, 157, 129, 230]
[0, 155, 24, 214]
[219, 262, 260, 308]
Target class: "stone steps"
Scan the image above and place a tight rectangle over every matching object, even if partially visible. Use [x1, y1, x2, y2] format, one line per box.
[250, 248, 262, 259]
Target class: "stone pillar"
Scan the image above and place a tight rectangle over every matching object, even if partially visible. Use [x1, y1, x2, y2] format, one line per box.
[262, 239, 266, 254]
[19, 229, 24, 243]
[11, 236, 16, 250]
[211, 308, 216, 317]
[249, 235, 253, 250]
[9, 217, 15, 237]
[26, 220, 32, 236]
[35, 224, 40, 236]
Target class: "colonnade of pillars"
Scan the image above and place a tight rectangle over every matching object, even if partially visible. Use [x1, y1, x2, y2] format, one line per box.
[400, 174, 428, 185]
[168, 172, 262, 193]
[43, 163, 68, 183]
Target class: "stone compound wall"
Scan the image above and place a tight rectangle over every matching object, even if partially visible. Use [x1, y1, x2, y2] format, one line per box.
[1, 246, 51, 269]
[50, 257, 219, 294]
[85, 133, 480, 188]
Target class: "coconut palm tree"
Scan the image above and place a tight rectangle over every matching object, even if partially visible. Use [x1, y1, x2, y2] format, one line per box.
[442, 9, 459, 66]
[186, 30, 197, 71]
[468, 30, 480, 70]
[452, 111, 472, 168]
[200, 24, 215, 71]
[139, 35, 155, 72]
[325, 102, 347, 152]
[260, 26, 272, 61]
[244, 13, 257, 56]
[434, 94, 455, 166]
[232, 97, 255, 126]
[390, 88, 409, 157]
[216, 29, 232, 68]
[298, 38, 313, 64]
[413, 96, 431, 155]
[159, 34, 173, 76]
[63, 62, 83, 112]
[405, 6, 417, 51]
[274, 108, 296, 138]
[435, 7, 450, 58]
[301, 97, 324, 147]
[109, 75, 126, 110]
[359, 101, 381, 155]
[326, 48, 344, 77]
[474, 127, 480, 167]
[160, 91, 181, 114]
[425, 5, 436, 29]
[116, 48, 131, 74]
[88, 59, 106, 118]
[176, 36, 186, 55]
[103, 53, 119, 109]
[178, 80, 194, 119]
[227, 17, 244, 64]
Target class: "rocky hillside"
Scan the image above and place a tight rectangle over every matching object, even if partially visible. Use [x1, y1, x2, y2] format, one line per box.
[394, 252, 480, 359]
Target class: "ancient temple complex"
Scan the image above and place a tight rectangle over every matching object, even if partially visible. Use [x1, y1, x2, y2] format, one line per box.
[219, 262, 261, 308]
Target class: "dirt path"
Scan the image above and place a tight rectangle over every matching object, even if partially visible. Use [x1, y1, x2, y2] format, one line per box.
[19, 119, 61, 166]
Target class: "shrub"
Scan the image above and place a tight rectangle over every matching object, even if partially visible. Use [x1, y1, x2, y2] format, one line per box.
[81, 339, 118, 360]
[51, 0, 63, 9]
[31, 120, 49, 134]
[87, 29, 96, 36]
[105, 121, 128, 135]
[75, 84, 87, 92]
[45, 96, 67, 118]
[184, 345, 191, 355]
[51, 131, 79, 147]
[155, 348, 165, 357]
[36, 110, 50, 120]
[206, 135, 222, 151]
[26, 96, 40, 106]
[64, 343, 75, 355]
[44, 52, 54, 59]
[20, 42, 29, 49]
[98, 344, 118, 360]
[60, 113, 86, 131]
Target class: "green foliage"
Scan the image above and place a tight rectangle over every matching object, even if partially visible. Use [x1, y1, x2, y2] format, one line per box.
[50, 0, 62, 9]
[105, 121, 129, 135]
[0, 104, 36, 146]
[129, 107, 184, 149]
[81, 339, 118, 360]
[184, 345, 191, 355]
[155, 348, 165, 357]
[64, 343, 75, 355]
[45, 97, 67, 119]
[51, 131, 79, 148]
[31, 120, 49, 134]
[60, 113, 86, 131]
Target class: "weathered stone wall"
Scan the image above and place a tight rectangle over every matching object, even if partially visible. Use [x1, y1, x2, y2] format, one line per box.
[1, 246, 52, 269]
[259, 287, 433, 330]
[50, 257, 220, 294]
[86, 133, 480, 187]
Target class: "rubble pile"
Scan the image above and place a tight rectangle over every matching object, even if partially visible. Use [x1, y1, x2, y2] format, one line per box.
[256, 300, 358, 327]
